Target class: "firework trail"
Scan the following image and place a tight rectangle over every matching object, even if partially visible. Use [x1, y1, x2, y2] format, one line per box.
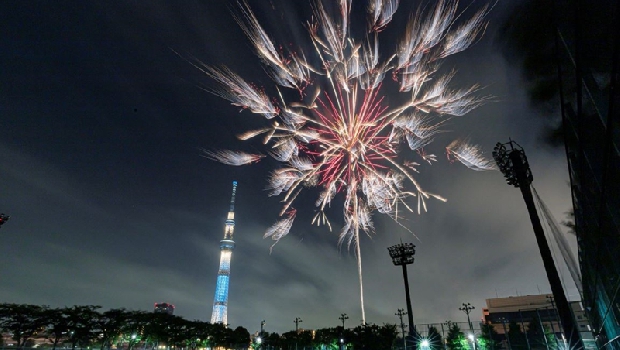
[199, 0, 496, 322]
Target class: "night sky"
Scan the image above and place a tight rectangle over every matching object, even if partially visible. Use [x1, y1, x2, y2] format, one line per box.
[1, 0, 579, 335]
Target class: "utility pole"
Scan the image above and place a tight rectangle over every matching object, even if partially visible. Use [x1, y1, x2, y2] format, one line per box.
[460, 303, 476, 350]
[338, 314, 348, 350]
[493, 140, 584, 350]
[396, 309, 408, 350]
[339, 313, 349, 329]
[441, 321, 452, 350]
[294, 317, 302, 350]
[460, 303, 475, 334]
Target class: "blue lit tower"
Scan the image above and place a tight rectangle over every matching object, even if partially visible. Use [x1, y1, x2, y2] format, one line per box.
[210, 181, 237, 324]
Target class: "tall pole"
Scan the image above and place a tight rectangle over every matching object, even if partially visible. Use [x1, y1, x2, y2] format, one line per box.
[396, 309, 408, 350]
[388, 243, 417, 348]
[460, 303, 476, 350]
[339, 313, 349, 329]
[260, 320, 265, 350]
[442, 321, 452, 350]
[518, 309, 531, 350]
[459, 303, 475, 334]
[500, 318, 512, 350]
[402, 263, 415, 337]
[493, 141, 584, 350]
[338, 314, 348, 350]
[535, 308, 550, 350]
[294, 317, 302, 350]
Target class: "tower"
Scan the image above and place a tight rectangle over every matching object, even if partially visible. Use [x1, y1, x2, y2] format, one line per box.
[210, 181, 237, 324]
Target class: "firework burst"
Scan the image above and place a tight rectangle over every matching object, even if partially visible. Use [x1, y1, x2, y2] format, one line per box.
[198, 0, 496, 321]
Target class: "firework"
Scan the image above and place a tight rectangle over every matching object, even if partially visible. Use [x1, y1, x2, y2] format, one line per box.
[199, 0, 495, 321]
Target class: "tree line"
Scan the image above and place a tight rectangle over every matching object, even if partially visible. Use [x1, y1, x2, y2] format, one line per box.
[0, 303, 561, 350]
[0, 304, 399, 349]
[426, 319, 558, 350]
[0, 304, 250, 350]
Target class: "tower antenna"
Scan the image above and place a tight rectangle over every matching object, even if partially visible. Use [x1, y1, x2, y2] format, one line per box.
[210, 181, 238, 325]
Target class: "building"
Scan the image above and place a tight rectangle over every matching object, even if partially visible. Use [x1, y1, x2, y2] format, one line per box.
[553, 0, 620, 349]
[482, 294, 595, 349]
[154, 302, 175, 315]
[210, 181, 238, 325]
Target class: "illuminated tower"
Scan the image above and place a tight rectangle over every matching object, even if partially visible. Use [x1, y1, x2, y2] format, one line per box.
[210, 181, 237, 324]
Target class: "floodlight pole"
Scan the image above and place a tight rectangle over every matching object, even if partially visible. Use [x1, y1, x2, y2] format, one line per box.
[493, 140, 583, 350]
[388, 242, 417, 346]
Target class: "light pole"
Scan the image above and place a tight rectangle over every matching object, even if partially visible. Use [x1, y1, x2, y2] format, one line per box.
[294, 317, 303, 332]
[388, 242, 417, 348]
[256, 320, 265, 347]
[493, 140, 584, 350]
[339, 313, 348, 350]
[459, 302, 476, 350]
[339, 313, 349, 329]
[396, 309, 408, 350]
[294, 317, 303, 350]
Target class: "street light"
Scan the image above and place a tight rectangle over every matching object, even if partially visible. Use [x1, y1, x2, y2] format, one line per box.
[388, 242, 417, 347]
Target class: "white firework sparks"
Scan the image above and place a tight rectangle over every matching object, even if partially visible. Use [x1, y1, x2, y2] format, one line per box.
[197, 0, 496, 322]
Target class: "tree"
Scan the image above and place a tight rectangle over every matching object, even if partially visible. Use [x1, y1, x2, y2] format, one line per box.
[119, 310, 147, 350]
[314, 327, 338, 348]
[229, 325, 250, 349]
[96, 308, 127, 350]
[428, 326, 445, 350]
[446, 323, 469, 350]
[263, 331, 282, 349]
[345, 323, 396, 350]
[507, 321, 528, 350]
[209, 322, 231, 349]
[64, 305, 101, 350]
[0, 303, 48, 348]
[44, 307, 69, 350]
[526, 315, 558, 350]
[497, 0, 615, 147]
[478, 323, 501, 350]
